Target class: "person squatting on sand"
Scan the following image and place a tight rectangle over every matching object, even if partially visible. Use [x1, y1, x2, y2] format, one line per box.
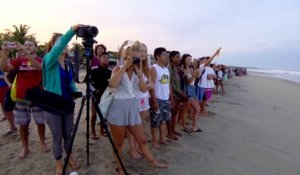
[106, 41, 168, 175]
[0, 40, 50, 159]
[42, 25, 83, 175]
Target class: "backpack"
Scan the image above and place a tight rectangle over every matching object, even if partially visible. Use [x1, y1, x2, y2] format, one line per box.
[10, 75, 18, 102]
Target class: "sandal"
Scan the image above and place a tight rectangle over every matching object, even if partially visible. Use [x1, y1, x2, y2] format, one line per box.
[2, 128, 17, 137]
[192, 128, 203, 132]
[181, 128, 192, 134]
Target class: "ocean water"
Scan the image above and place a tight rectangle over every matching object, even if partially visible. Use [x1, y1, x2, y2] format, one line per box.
[248, 69, 300, 84]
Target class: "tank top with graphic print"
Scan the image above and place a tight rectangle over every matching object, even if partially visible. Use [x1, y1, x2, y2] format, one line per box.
[152, 64, 170, 100]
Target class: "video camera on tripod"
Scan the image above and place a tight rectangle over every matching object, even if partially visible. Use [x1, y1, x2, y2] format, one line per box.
[76, 25, 98, 49]
[63, 25, 129, 175]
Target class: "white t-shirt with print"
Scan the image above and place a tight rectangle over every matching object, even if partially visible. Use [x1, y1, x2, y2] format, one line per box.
[199, 67, 216, 88]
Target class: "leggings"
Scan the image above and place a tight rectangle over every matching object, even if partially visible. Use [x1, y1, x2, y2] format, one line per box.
[44, 111, 74, 160]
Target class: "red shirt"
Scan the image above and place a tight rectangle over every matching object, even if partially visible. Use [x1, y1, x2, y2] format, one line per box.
[11, 57, 42, 100]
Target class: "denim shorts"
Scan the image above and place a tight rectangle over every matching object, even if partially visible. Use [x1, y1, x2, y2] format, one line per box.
[196, 86, 206, 102]
[187, 85, 197, 99]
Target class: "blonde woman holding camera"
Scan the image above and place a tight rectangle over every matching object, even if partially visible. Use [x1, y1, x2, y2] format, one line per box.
[107, 41, 168, 175]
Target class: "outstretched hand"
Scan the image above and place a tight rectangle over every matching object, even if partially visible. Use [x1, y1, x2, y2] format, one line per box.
[215, 47, 221, 56]
[71, 24, 85, 32]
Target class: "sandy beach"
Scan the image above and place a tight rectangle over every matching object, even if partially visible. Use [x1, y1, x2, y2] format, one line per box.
[1, 74, 300, 175]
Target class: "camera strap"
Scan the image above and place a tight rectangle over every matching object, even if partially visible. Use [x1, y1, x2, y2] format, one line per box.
[64, 61, 71, 97]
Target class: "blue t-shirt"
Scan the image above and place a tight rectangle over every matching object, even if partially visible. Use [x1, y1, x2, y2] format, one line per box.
[59, 65, 73, 99]
[0, 71, 8, 87]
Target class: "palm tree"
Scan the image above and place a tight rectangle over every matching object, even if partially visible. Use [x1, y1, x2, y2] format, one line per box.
[0, 29, 13, 43]
[11, 24, 36, 44]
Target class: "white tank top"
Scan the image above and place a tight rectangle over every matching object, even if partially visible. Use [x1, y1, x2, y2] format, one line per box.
[133, 74, 149, 98]
[153, 64, 170, 100]
[187, 72, 195, 85]
[114, 66, 139, 99]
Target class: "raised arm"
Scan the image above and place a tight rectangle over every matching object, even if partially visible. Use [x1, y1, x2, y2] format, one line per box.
[204, 47, 221, 66]
[0, 43, 14, 72]
[43, 25, 82, 69]
[109, 60, 131, 88]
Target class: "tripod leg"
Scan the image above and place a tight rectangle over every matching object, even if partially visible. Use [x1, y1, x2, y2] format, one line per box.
[62, 96, 86, 175]
[91, 95, 129, 175]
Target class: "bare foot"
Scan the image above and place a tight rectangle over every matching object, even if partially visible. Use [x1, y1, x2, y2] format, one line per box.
[100, 128, 107, 137]
[134, 144, 143, 156]
[158, 140, 168, 145]
[151, 142, 160, 149]
[19, 148, 29, 159]
[174, 131, 182, 137]
[149, 159, 168, 168]
[55, 161, 63, 175]
[41, 143, 51, 153]
[68, 158, 80, 170]
[167, 135, 178, 141]
[91, 134, 99, 140]
[115, 167, 125, 175]
[129, 150, 143, 160]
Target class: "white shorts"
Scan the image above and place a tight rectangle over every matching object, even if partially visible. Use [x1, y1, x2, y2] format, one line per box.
[138, 97, 150, 112]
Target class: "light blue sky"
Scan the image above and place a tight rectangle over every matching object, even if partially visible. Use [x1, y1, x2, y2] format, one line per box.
[1, 0, 300, 70]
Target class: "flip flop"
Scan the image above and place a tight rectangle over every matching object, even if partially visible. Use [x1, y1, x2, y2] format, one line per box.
[181, 128, 192, 134]
[192, 128, 203, 132]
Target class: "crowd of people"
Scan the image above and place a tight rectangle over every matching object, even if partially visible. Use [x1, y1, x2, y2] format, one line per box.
[0, 25, 234, 175]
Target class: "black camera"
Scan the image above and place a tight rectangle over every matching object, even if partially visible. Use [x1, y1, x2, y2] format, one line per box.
[132, 57, 141, 65]
[76, 25, 99, 38]
[72, 91, 83, 99]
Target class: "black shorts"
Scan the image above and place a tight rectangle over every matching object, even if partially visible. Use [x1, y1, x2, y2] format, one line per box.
[4, 90, 16, 112]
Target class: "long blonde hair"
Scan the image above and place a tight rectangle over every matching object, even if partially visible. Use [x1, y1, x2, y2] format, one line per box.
[141, 43, 150, 78]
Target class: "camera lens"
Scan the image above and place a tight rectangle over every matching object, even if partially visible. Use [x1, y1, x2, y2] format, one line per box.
[76, 25, 99, 38]
[132, 57, 140, 65]
[89, 26, 98, 37]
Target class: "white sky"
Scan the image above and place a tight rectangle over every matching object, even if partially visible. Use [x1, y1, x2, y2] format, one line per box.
[1, 0, 300, 70]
